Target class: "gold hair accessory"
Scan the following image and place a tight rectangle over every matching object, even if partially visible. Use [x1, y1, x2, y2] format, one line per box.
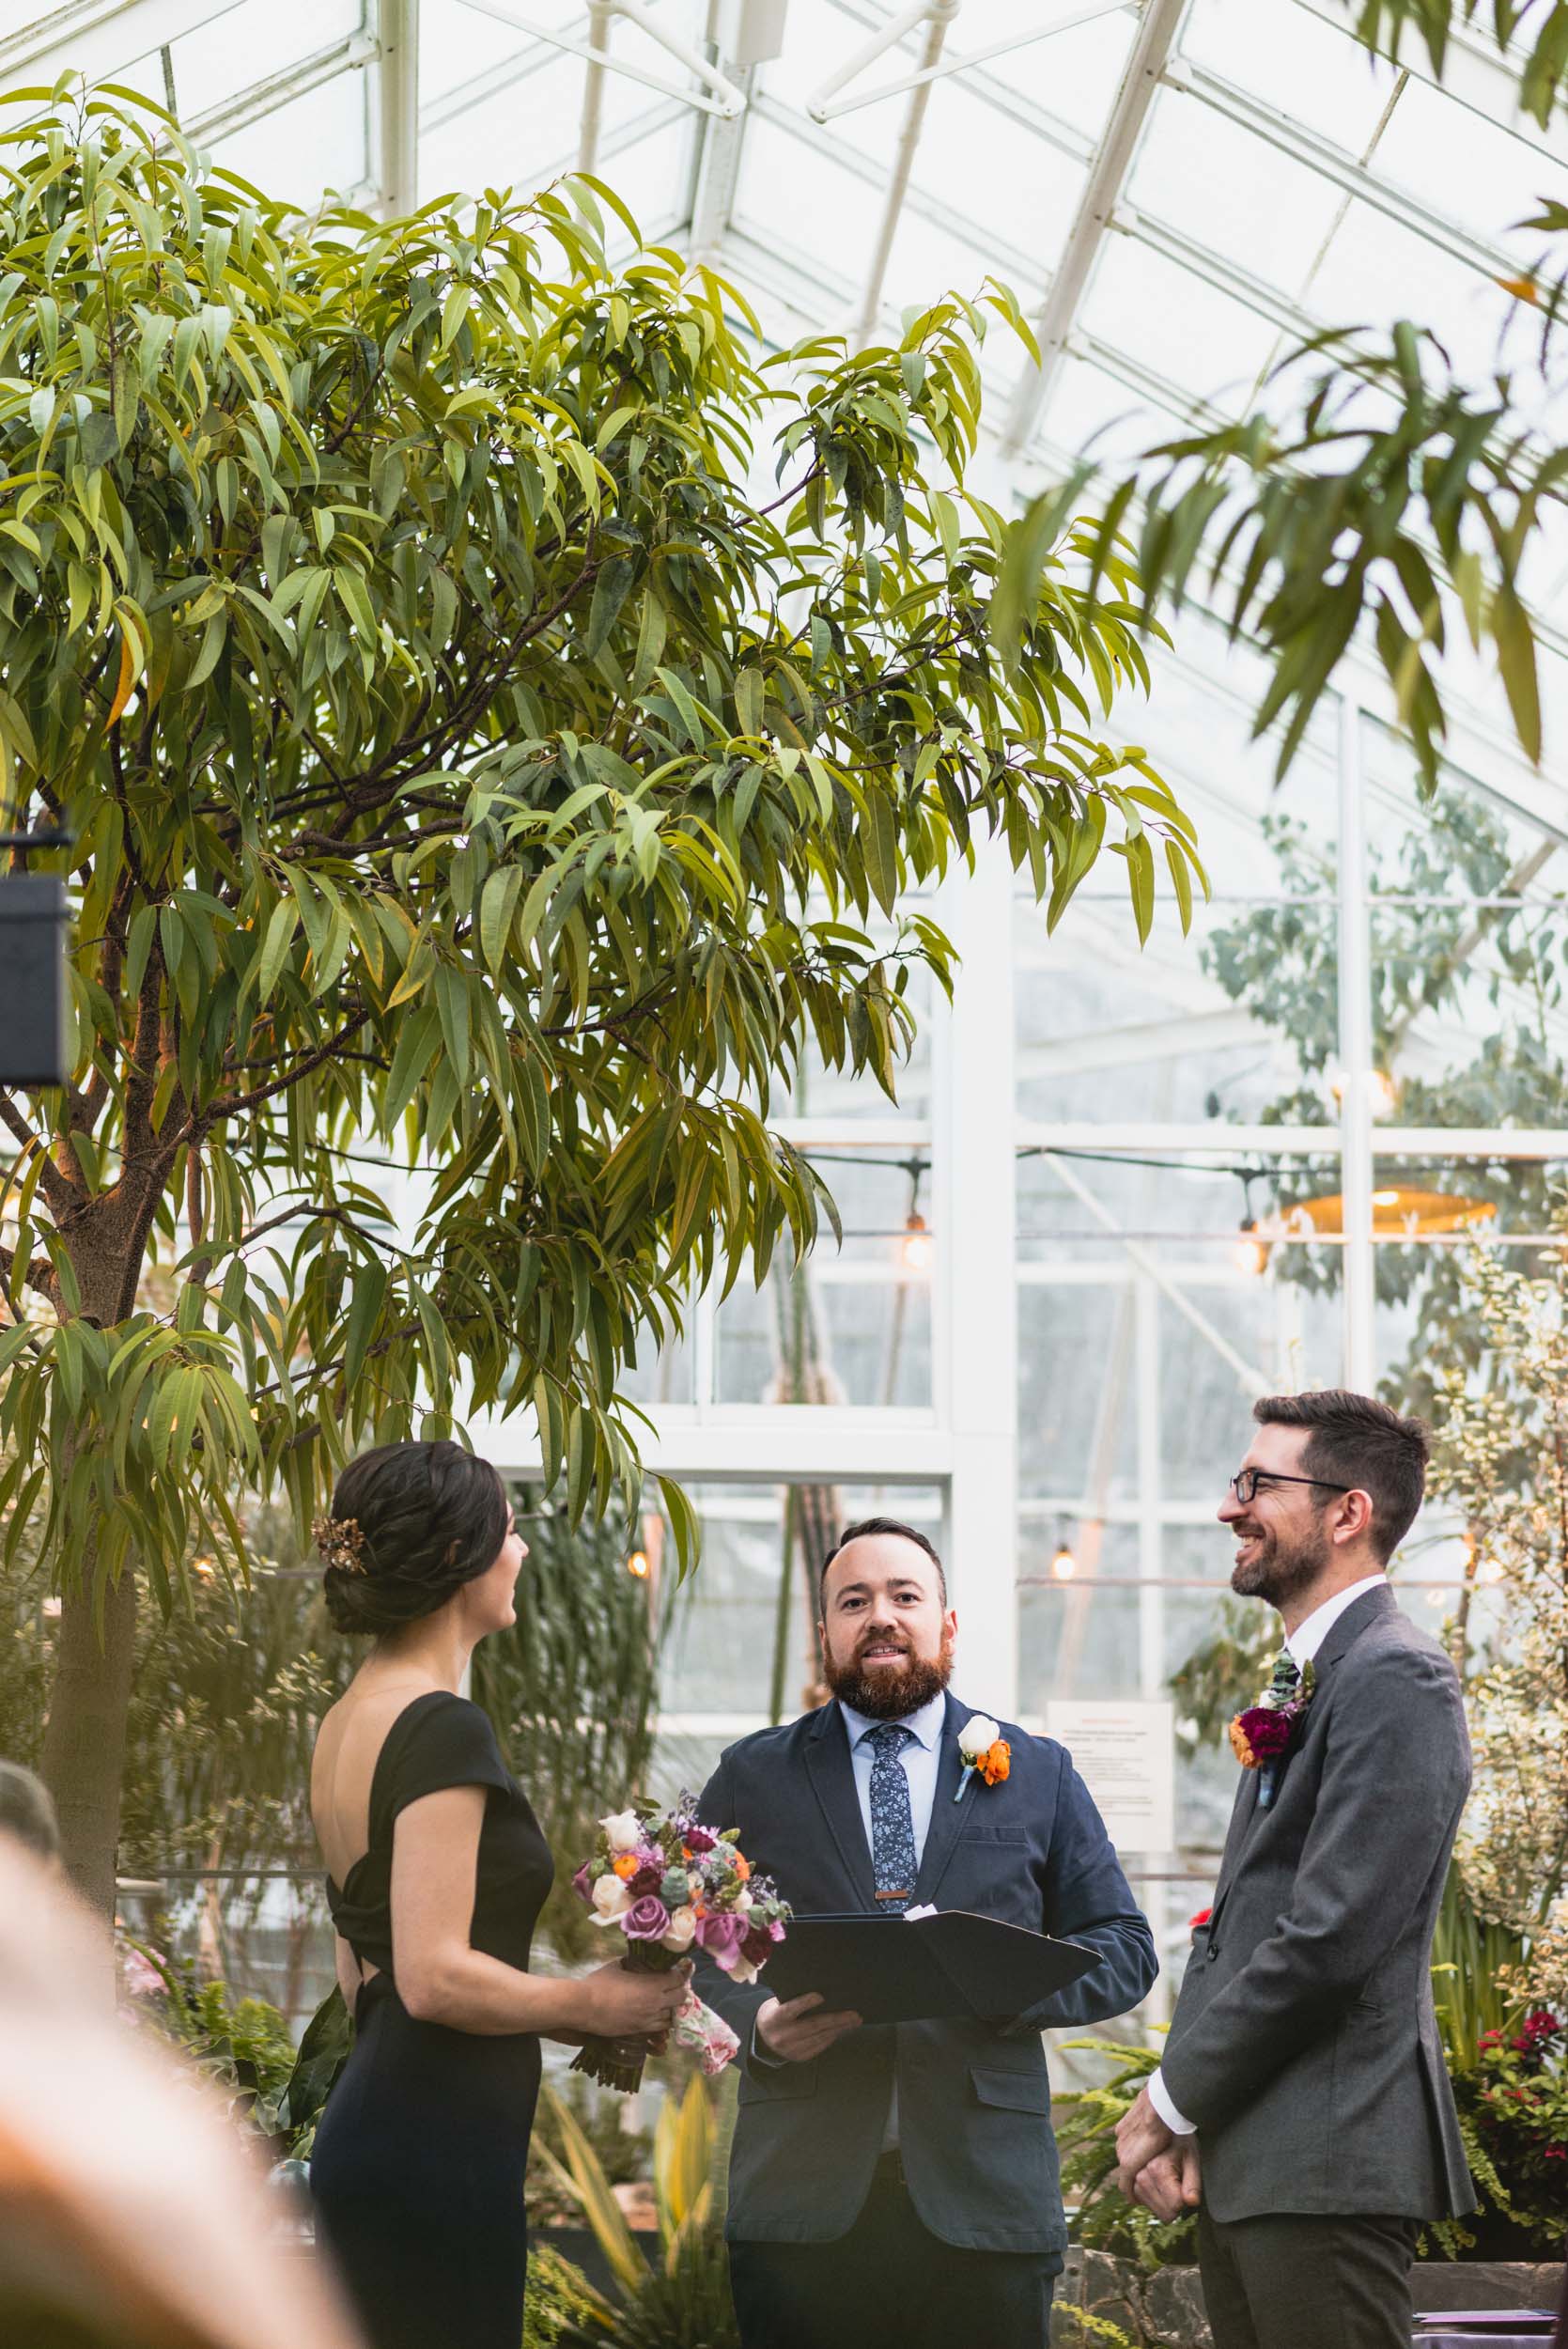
[313, 1515, 369, 1576]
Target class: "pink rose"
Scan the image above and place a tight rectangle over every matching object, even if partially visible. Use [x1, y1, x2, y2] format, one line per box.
[623, 1896, 672, 1942]
[695, 1911, 747, 1970]
[571, 1861, 595, 1906]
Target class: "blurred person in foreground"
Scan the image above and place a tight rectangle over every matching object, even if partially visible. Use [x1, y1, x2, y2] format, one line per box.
[690, 1516, 1157, 2349]
[307, 1439, 686, 2349]
[0, 1836, 362, 2349]
[0, 1755, 61, 1864]
[1114, 1392, 1475, 2349]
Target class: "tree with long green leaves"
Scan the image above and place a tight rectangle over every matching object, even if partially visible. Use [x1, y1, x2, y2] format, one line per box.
[0, 89, 1203, 1917]
[995, 6, 1568, 792]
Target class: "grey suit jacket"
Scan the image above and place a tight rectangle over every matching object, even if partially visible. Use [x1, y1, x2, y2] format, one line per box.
[691, 1692, 1157, 2255]
[1162, 1584, 1475, 2223]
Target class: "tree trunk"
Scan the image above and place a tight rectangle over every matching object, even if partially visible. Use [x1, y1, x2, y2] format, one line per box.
[39, 1558, 138, 1932]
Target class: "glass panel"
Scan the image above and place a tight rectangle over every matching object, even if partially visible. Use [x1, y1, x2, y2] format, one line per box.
[1370, 74, 1568, 236]
[1125, 88, 1346, 286]
[1180, 0, 1394, 148]
[171, 0, 364, 117]
[1306, 201, 1501, 382]
[715, 1153, 934, 1408]
[1079, 236, 1282, 405]
[653, 1476, 946, 1735]
[207, 72, 367, 199]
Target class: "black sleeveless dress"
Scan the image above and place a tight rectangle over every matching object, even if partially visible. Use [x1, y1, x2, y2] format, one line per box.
[310, 1690, 555, 2349]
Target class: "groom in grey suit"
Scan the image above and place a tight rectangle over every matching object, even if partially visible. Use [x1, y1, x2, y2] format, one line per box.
[1114, 1390, 1475, 2349]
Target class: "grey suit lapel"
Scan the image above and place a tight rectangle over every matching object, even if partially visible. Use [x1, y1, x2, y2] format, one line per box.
[804, 1704, 877, 1906]
[911, 1695, 976, 1905]
[1212, 1583, 1398, 1903]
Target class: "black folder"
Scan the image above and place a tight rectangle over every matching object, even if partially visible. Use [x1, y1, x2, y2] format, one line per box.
[763, 1911, 1098, 2027]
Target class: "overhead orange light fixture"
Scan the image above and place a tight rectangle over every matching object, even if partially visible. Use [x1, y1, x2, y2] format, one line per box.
[627, 1549, 651, 1580]
[1281, 1187, 1497, 1239]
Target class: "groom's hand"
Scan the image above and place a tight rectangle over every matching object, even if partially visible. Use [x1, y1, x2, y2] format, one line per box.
[1132, 2141, 1202, 2223]
[755, 1991, 862, 2062]
[1114, 2085, 1176, 2198]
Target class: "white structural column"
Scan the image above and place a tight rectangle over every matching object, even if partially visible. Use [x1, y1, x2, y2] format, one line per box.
[935, 842, 1019, 1715]
[1337, 696, 1376, 1391]
[1001, 0, 1188, 456]
[372, 0, 420, 217]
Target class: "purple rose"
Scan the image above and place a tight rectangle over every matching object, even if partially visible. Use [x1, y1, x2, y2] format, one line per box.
[1237, 1704, 1294, 1759]
[623, 1896, 672, 1942]
[571, 1861, 595, 1906]
[684, 1826, 717, 1854]
[695, 1911, 746, 1971]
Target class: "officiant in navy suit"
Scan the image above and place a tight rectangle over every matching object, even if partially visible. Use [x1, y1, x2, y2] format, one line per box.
[691, 1517, 1157, 2349]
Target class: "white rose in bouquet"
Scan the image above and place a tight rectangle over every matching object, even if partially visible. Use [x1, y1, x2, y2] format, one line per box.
[599, 1811, 642, 1853]
[660, 1906, 697, 1952]
[590, 1875, 632, 1924]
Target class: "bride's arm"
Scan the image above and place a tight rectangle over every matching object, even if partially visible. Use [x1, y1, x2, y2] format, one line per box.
[390, 1790, 685, 2042]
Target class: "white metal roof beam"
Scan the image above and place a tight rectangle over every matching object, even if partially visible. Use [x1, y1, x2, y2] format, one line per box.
[185, 31, 374, 148]
[1001, 0, 1189, 457]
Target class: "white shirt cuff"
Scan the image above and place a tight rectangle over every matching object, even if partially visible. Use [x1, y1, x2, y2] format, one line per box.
[1147, 2066, 1197, 2137]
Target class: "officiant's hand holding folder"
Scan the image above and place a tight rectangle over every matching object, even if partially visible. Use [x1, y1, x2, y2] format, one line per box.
[763, 1909, 1098, 2027]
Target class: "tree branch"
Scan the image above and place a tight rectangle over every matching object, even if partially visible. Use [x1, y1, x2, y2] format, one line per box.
[0, 1095, 85, 1217]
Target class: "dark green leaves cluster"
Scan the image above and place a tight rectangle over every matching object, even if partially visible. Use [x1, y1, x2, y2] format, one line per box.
[0, 88, 1198, 1601]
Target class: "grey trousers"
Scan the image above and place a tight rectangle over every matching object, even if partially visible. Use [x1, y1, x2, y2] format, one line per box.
[1197, 2207, 1417, 2349]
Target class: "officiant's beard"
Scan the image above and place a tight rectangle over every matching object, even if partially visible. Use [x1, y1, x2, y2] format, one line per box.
[1230, 1516, 1331, 1610]
[822, 1626, 955, 1719]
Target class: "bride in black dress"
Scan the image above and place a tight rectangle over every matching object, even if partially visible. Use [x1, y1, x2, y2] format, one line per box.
[308, 1439, 686, 2349]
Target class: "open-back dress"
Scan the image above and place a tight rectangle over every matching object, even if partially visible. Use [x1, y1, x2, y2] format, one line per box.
[310, 1689, 554, 2349]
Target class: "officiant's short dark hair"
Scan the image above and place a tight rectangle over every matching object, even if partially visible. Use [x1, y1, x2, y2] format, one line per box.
[1253, 1390, 1429, 1560]
[820, 1517, 947, 1608]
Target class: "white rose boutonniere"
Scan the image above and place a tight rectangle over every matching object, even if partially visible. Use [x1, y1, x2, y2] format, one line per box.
[955, 1713, 1012, 1800]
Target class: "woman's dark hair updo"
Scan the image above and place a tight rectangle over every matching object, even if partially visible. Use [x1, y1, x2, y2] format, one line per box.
[317, 1440, 510, 1635]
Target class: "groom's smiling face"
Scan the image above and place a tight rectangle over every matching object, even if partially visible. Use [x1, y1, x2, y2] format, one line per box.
[1220, 1423, 1333, 1607]
[818, 1532, 958, 1720]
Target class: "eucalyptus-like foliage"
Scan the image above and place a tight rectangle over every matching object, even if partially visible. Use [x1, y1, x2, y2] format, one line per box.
[0, 91, 1198, 1902]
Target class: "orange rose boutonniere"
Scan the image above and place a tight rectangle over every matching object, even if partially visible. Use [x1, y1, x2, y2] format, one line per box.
[955, 1713, 1011, 1798]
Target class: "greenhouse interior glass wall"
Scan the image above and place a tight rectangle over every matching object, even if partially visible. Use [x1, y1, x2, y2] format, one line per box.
[9, 0, 1566, 2061]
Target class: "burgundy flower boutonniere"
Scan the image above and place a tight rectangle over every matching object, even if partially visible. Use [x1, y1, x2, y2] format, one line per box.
[1228, 1657, 1316, 1808]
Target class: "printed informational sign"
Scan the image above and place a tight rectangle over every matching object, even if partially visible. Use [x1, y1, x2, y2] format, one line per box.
[1042, 1699, 1175, 1854]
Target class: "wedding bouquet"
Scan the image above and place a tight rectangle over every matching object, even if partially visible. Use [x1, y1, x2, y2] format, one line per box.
[570, 1792, 790, 2092]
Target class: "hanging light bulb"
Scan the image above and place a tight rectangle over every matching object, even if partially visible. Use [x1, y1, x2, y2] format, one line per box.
[900, 1210, 934, 1272]
[1050, 1537, 1078, 1582]
[626, 1549, 651, 1580]
[1234, 1218, 1269, 1277]
[1327, 1066, 1397, 1116]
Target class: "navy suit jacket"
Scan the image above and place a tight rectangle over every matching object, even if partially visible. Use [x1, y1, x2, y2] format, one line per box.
[691, 1690, 1157, 2254]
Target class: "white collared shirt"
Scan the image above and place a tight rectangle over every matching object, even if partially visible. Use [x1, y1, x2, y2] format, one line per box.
[1147, 1576, 1389, 2139]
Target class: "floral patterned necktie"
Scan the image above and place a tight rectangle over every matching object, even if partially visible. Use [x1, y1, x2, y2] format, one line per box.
[1269, 1649, 1302, 1702]
[867, 1723, 918, 1911]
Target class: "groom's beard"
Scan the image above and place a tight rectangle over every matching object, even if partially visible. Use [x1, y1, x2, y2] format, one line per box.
[822, 1626, 954, 1719]
[1230, 1515, 1331, 1610]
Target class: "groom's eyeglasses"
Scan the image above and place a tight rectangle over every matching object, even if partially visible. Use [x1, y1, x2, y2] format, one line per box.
[1229, 1468, 1354, 1505]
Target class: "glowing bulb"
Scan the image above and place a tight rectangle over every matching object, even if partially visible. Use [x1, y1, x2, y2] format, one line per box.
[900, 1212, 934, 1272]
[1234, 1220, 1269, 1276]
[1373, 1189, 1401, 1207]
[1050, 1543, 1078, 1582]
[193, 1556, 215, 1580]
[1328, 1067, 1397, 1115]
[627, 1549, 651, 1580]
